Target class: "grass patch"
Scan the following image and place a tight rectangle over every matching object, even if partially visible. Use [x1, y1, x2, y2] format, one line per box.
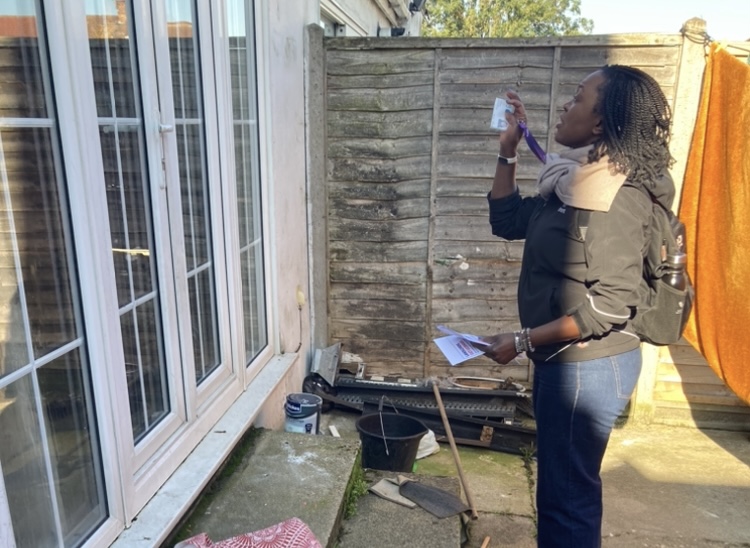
[342, 454, 369, 519]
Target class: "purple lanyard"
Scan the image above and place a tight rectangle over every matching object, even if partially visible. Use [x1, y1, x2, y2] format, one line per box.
[518, 120, 547, 164]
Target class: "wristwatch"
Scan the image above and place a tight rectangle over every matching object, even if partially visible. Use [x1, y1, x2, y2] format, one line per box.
[497, 154, 517, 165]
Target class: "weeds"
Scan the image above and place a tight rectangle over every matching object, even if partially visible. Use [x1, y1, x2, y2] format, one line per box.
[342, 454, 369, 519]
[520, 443, 538, 530]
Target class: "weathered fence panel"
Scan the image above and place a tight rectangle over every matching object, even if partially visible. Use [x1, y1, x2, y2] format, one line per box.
[314, 27, 750, 429]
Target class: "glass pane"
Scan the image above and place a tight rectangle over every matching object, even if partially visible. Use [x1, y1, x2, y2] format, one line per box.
[177, 124, 208, 268]
[2, 129, 77, 358]
[137, 300, 168, 431]
[166, 0, 221, 383]
[240, 245, 266, 358]
[87, 0, 137, 119]
[0, 16, 46, 118]
[120, 309, 145, 437]
[38, 351, 107, 544]
[86, 0, 171, 440]
[227, 0, 267, 364]
[100, 125, 154, 306]
[0, 209, 27, 377]
[121, 299, 168, 443]
[190, 269, 219, 381]
[0, 375, 57, 547]
[0, 3, 107, 545]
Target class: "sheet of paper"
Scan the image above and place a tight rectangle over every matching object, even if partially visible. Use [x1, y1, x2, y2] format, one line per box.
[436, 325, 489, 346]
[433, 336, 485, 366]
[433, 325, 490, 366]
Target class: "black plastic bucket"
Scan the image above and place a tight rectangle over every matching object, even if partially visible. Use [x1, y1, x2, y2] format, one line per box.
[355, 412, 428, 472]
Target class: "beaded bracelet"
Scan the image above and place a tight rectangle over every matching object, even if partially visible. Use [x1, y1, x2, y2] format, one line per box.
[522, 327, 535, 352]
[513, 327, 535, 354]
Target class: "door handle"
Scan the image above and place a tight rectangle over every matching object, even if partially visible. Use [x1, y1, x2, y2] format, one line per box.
[159, 123, 174, 133]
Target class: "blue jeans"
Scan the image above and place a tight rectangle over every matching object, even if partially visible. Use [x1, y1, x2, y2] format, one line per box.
[533, 348, 642, 548]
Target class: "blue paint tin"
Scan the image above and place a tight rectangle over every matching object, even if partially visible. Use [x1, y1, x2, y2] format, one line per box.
[284, 393, 322, 434]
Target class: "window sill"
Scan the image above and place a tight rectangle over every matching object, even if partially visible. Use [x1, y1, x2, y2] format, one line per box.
[111, 353, 299, 547]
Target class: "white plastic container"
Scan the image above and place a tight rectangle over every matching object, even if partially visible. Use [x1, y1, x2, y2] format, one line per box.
[490, 97, 515, 131]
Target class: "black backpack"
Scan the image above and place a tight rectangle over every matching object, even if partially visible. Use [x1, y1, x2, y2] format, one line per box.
[630, 186, 695, 345]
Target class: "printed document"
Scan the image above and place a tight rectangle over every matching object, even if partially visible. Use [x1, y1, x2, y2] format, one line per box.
[433, 325, 489, 366]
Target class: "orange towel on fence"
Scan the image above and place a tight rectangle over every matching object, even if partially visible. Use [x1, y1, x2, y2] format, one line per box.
[680, 43, 750, 405]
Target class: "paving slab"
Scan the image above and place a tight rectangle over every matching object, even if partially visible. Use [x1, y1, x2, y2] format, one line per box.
[601, 425, 750, 547]
[170, 408, 750, 548]
[337, 470, 463, 548]
[322, 408, 750, 548]
[169, 429, 360, 547]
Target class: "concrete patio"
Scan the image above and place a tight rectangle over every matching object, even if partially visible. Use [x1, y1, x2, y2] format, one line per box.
[165, 408, 750, 547]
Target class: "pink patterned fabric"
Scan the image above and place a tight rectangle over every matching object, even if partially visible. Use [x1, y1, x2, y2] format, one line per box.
[176, 517, 321, 548]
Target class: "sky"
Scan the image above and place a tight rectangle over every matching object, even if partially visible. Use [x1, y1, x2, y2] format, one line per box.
[579, 0, 750, 41]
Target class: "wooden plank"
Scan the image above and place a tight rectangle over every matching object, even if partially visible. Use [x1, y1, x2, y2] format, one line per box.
[329, 196, 430, 221]
[434, 195, 488, 216]
[440, 65, 554, 86]
[559, 45, 682, 70]
[327, 85, 434, 111]
[437, 47, 556, 71]
[330, 282, 425, 302]
[329, 298, 425, 322]
[329, 180, 430, 201]
[437, 134, 549, 156]
[660, 343, 711, 366]
[431, 297, 519, 322]
[332, 337, 427, 361]
[432, 241, 524, 262]
[327, 110, 433, 139]
[656, 362, 725, 385]
[437, 177, 538, 199]
[654, 400, 750, 415]
[330, 240, 428, 262]
[437, 106, 551, 133]
[324, 34, 683, 52]
[328, 71, 434, 89]
[329, 156, 431, 183]
[325, 49, 436, 76]
[329, 217, 429, 242]
[432, 240, 524, 263]
[439, 81, 553, 108]
[328, 136, 432, 159]
[654, 382, 745, 405]
[432, 215, 501, 242]
[329, 262, 427, 284]
[329, 318, 425, 342]
[431, 279, 519, 300]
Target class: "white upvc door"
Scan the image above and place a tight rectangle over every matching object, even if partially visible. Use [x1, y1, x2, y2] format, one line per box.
[67, 0, 239, 519]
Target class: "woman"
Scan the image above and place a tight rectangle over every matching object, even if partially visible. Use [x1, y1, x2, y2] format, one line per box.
[482, 65, 675, 547]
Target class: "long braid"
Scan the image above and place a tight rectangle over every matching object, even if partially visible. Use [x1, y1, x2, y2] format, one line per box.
[589, 65, 674, 186]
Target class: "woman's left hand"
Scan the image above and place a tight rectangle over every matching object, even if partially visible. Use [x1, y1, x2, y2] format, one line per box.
[472, 333, 519, 365]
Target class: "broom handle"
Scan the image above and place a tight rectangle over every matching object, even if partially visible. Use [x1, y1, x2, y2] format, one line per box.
[432, 382, 479, 520]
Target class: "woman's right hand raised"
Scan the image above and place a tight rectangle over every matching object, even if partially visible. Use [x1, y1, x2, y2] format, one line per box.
[498, 90, 527, 156]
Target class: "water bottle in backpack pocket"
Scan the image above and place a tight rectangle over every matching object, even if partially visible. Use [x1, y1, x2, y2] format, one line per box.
[631, 192, 695, 346]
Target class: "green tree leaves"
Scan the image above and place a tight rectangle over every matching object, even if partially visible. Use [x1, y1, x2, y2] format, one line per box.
[422, 0, 593, 38]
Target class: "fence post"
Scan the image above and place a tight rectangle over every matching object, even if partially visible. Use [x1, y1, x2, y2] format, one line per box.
[631, 18, 707, 424]
[669, 17, 708, 206]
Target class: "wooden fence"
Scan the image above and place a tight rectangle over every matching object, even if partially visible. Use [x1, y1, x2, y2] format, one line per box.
[306, 22, 750, 430]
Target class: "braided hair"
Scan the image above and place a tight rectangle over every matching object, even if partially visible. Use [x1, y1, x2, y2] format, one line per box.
[589, 65, 674, 187]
